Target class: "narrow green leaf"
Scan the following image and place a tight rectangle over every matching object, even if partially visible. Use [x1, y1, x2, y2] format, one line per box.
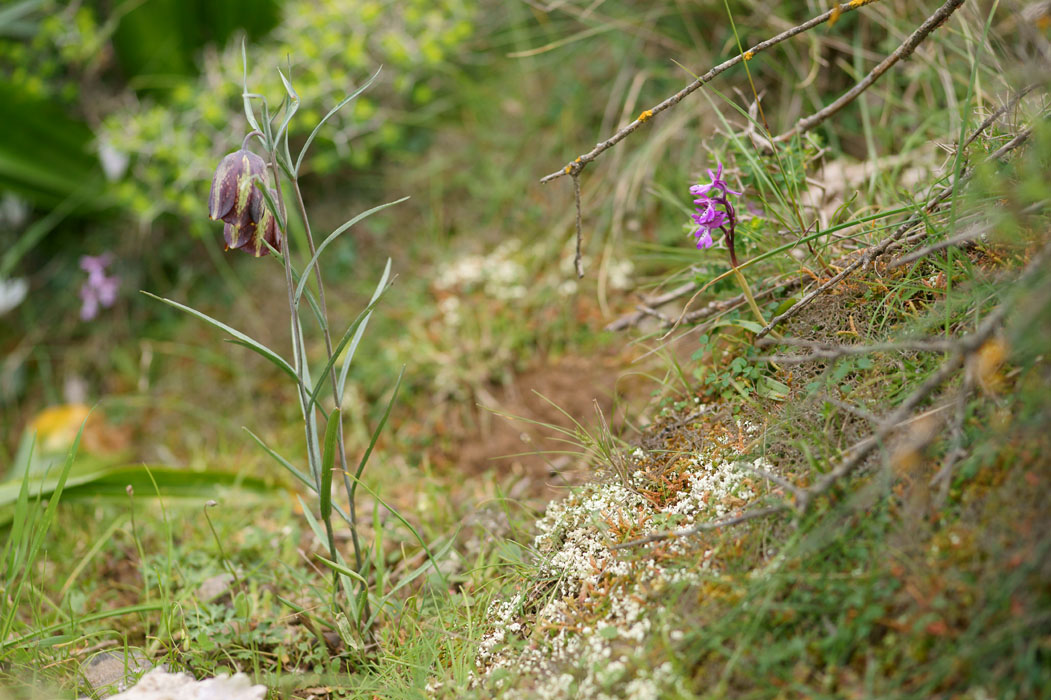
[306, 291, 389, 412]
[2, 434, 34, 579]
[338, 259, 391, 401]
[0, 602, 165, 653]
[296, 495, 327, 548]
[314, 554, 368, 586]
[240, 40, 261, 133]
[275, 68, 300, 147]
[296, 67, 381, 176]
[319, 408, 341, 521]
[294, 198, 408, 305]
[142, 291, 296, 382]
[242, 428, 315, 492]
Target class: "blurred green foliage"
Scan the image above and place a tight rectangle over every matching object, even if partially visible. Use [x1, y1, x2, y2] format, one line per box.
[101, 0, 477, 226]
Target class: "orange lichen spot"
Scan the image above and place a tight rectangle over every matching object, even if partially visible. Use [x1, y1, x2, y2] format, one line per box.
[828, 5, 842, 25]
[743, 50, 754, 61]
[564, 165, 572, 174]
[849, 0, 872, 7]
[637, 109, 653, 122]
[574, 157, 582, 163]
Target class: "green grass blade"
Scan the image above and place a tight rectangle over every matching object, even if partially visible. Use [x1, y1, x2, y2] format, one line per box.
[337, 259, 392, 401]
[0, 602, 165, 653]
[242, 427, 315, 491]
[240, 39, 261, 133]
[293, 198, 408, 305]
[295, 67, 381, 175]
[142, 291, 297, 382]
[319, 408, 341, 521]
[305, 292, 388, 412]
[2, 434, 34, 577]
[314, 554, 368, 586]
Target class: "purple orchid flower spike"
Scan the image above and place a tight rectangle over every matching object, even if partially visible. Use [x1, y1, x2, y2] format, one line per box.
[689, 160, 743, 265]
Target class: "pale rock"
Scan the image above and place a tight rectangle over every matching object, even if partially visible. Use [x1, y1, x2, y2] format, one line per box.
[108, 670, 265, 700]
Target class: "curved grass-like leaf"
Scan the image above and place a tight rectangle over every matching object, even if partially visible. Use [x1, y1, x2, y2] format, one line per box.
[142, 291, 296, 382]
[314, 554, 368, 586]
[319, 408, 341, 521]
[294, 198, 408, 305]
[240, 40, 261, 133]
[242, 427, 315, 492]
[305, 290, 389, 412]
[295, 67, 381, 176]
[338, 259, 391, 401]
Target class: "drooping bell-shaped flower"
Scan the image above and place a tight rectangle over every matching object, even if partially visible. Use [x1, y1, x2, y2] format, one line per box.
[209, 149, 281, 257]
[209, 149, 266, 224]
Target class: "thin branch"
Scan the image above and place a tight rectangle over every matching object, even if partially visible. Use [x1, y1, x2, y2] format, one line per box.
[607, 275, 799, 331]
[821, 396, 881, 425]
[739, 462, 805, 502]
[539, 0, 884, 185]
[797, 239, 1051, 510]
[759, 335, 959, 363]
[754, 127, 1034, 340]
[773, 0, 966, 143]
[611, 504, 787, 550]
[960, 84, 1036, 152]
[573, 174, 584, 277]
[929, 372, 974, 505]
[887, 223, 989, 269]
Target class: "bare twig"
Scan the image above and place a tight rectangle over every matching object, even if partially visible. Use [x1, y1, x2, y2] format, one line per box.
[607, 275, 799, 331]
[821, 396, 881, 425]
[773, 0, 966, 143]
[754, 127, 1034, 340]
[796, 239, 1051, 510]
[929, 372, 974, 505]
[887, 223, 989, 269]
[739, 462, 805, 502]
[572, 174, 584, 277]
[960, 84, 1036, 152]
[539, 0, 884, 185]
[759, 335, 959, 363]
[611, 504, 787, 550]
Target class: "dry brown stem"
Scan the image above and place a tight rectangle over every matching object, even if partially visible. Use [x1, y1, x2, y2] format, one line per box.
[539, 0, 884, 185]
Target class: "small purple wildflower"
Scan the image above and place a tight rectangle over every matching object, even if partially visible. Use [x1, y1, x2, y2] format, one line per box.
[689, 161, 742, 265]
[79, 254, 120, 321]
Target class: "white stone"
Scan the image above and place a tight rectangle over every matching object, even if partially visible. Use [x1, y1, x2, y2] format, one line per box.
[108, 670, 265, 700]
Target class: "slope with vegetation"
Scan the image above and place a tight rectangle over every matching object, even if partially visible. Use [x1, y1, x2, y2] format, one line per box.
[1, 0, 1049, 698]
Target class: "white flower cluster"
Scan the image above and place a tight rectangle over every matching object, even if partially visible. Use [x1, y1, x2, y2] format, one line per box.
[435, 239, 527, 304]
[468, 434, 782, 697]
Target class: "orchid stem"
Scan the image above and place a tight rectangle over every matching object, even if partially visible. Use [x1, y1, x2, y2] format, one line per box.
[732, 265, 779, 339]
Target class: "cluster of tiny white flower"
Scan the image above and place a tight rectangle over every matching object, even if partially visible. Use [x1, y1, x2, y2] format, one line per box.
[435, 239, 527, 304]
[467, 435, 782, 697]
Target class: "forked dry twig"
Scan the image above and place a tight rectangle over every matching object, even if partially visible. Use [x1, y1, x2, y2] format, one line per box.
[772, 0, 965, 143]
[540, 0, 884, 185]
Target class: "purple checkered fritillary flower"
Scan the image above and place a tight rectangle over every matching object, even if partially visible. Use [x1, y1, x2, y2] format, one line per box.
[690, 161, 743, 266]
